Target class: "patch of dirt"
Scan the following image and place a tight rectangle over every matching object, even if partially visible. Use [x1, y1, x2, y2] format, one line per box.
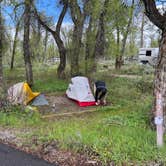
[37, 141, 102, 166]
[38, 94, 97, 115]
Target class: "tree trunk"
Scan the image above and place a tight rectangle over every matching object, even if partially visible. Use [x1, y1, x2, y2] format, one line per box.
[69, 0, 86, 76]
[55, 1, 68, 79]
[93, 0, 109, 73]
[70, 22, 84, 76]
[115, 57, 122, 69]
[0, 34, 4, 108]
[85, 16, 93, 75]
[0, 4, 3, 85]
[115, 26, 120, 69]
[23, 0, 33, 86]
[93, 12, 105, 58]
[93, 2, 106, 59]
[10, 20, 20, 70]
[53, 33, 66, 79]
[140, 13, 145, 48]
[142, 0, 166, 128]
[43, 29, 48, 62]
[116, 0, 134, 69]
[0, 3, 6, 108]
[37, 19, 41, 62]
[154, 31, 166, 130]
[34, 1, 67, 79]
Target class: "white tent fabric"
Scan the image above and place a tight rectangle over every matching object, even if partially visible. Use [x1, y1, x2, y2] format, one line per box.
[66, 76, 95, 106]
[7, 82, 25, 105]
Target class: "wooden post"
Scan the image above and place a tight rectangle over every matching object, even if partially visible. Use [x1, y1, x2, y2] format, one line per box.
[155, 91, 164, 147]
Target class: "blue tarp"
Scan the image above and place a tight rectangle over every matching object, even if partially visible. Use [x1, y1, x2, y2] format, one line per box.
[31, 94, 49, 106]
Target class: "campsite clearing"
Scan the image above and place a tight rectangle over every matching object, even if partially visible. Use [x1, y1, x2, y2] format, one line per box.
[1, 65, 166, 165]
[38, 94, 98, 116]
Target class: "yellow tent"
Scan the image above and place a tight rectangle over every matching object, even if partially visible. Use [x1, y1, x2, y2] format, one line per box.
[7, 82, 40, 105]
[23, 83, 40, 104]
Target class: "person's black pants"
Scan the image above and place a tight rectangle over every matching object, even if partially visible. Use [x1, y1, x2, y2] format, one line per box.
[95, 87, 107, 102]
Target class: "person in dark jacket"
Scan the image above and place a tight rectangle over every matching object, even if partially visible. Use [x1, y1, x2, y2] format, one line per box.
[94, 81, 107, 105]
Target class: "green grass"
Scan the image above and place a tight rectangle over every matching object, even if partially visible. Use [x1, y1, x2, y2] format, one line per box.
[1, 66, 166, 165]
[98, 62, 155, 76]
[4, 65, 68, 92]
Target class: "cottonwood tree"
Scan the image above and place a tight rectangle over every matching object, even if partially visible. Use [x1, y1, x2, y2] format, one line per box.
[84, 0, 100, 75]
[105, 0, 134, 69]
[34, 0, 68, 78]
[114, 0, 134, 69]
[68, 0, 90, 76]
[23, 0, 33, 86]
[0, 1, 6, 108]
[84, 0, 100, 76]
[43, 29, 49, 61]
[30, 17, 43, 62]
[69, 0, 108, 76]
[142, 0, 166, 128]
[0, 2, 3, 107]
[121, 0, 166, 124]
[11, 12, 23, 70]
[126, 28, 138, 57]
[93, 0, 109, 72]
[85, 15, 94, 75]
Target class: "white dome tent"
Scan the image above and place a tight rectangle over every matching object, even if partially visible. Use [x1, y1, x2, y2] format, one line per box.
[66, 76, 96, 107]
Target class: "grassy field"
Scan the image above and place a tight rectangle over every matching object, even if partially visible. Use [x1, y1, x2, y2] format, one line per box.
[1, 64, 166, 165]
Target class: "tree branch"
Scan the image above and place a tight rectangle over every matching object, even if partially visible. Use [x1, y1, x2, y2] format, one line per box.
[33, 7, 55, 35]
[56, 1, 68, 35]
[69, 0, 82, 24]
[142, 0, 166, 31]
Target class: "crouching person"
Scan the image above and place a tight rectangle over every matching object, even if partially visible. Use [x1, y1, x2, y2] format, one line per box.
[94, 81, 107, 105]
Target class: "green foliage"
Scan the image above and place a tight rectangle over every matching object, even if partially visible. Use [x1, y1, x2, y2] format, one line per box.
[136, 77, 153, 94]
